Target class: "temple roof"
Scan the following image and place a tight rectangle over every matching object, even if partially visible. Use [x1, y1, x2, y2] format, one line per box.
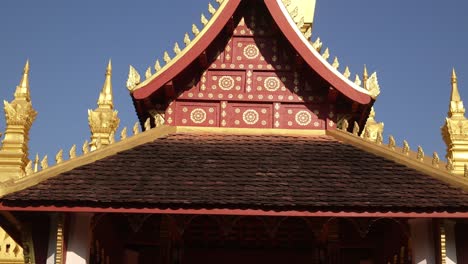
[128, 0, 374, 105]
[2, 128, 468, 215]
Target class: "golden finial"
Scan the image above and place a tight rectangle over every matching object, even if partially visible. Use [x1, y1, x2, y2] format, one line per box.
[201, 14, 208, 26]
[55, 149, 63, 164]
[332, 57, 339, 69]
[192, 24, 200, 36]
[417, 146, 424, 161]
[120, 127, 127, 140]
[432, 152, 440, 167]
[402, 140, 410, 155]
[388, 135, 396, 150]
[97, 59, 113, 107]
[25, 160, 33, 176]
[126, 65, 141, 91]
[322, 48, 330, 60]
[14, 60, 31, 99]
[145, 67, 152, 79]
[34, 153, 39, 172]
[343, 66, 351, 78]
[144, 118, 151, 131]
[69, 145, 76, 159]
[446, 158, 454, 171]
[184, 33, 191, 46]
[354, 75, 361, 86]
[447, 67, 465, 117]
[41, 155, 48, 170]
[451, 68, 459, 100]
[312, 37, 322, 52]
[208, 3, 216, 15]
[376, 131, 383, 145]
[154, 60, 162, 71]
[163, 51, 171, 64]
[82, 140, 89, 154]
[174, 42, 181, 55]
[341, 119, 349, 131]
[352, 121, 359, 135]
[133, 122, 140, 135]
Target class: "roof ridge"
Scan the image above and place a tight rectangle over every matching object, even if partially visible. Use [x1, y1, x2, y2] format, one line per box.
[327, 127, 468, 191]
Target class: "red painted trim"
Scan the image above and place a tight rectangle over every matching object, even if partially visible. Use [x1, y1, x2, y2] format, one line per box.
[264, 0, 371, 105]
[133, 0, 242, 100]
[1, 205, 467, 218]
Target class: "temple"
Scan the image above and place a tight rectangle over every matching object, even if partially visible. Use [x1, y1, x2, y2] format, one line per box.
[0, 0, 467, 263]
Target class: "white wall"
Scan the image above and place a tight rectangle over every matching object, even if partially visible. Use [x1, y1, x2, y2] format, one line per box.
[65, 213, 93, 264]
[409, 219, 436, 264]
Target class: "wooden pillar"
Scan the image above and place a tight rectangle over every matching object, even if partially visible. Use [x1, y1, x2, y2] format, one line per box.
[409, 219, 436, 264]
[65, 213, 92, 264]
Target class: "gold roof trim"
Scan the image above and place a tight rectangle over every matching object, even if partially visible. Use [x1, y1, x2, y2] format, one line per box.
[128, 0, 228, 92]
[328, 128, 468, 192]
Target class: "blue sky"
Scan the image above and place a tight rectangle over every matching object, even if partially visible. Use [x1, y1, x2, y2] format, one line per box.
[0, 0, 467, 162]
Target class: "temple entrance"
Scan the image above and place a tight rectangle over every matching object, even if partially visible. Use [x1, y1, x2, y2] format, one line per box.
[90, 214, 410, 264]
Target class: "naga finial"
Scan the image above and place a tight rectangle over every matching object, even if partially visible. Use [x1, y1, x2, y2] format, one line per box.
[126, 65, 141, 91]
[41, 155, 48, 170]
[208, 3, 216, 15]
[145, 67, 152, 80]
[184, 33, 191, 46]
[82, 140, 89, 154]
[201, 14, 208, 26]
[25, 160, 33, 176]
[352, 121, 359, 136]
[388, 135, 396, 150]
[69, 145, 76, 159]
[376, 131, 383, 145]
[133, 122, 140, 135]
[174, 42, 181, 55]
[322, 48, 329, 60]
[402, 140, 410, 155]
[354, 75, 361, 86]
[366, 72, 381, 99]
[312, 37, 322, 52]
[416, 146, 424, 161]
[144, 118, 151, 131]
[341, 119, 349, 131]
[343, 66, 350, 78]
[163, 52, 171, 64]
[446, 158, 454, 171]
[55, 149, 63, 164]
[120, 127, 127, 140]
[192, 24, 200, 36]
[332, 57, 339, 69]
[154, 60, 162, 71]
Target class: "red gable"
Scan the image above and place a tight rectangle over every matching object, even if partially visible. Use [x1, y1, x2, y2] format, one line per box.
[130, 0, 373, 131]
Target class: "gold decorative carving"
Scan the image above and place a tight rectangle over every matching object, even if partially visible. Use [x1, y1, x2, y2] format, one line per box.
[163, 51, 171, 64]
[0, 227, 24, 263]
[144, 118, 151, 131]
[441, 69, 468, 175]
[208, 3, 216, 15]
[440, 224, 446, 264]
[55, 214, 65, 264]
[0, 60, 37, 180]
[145, 67, 152, 80]
[312, 37, 322, 52]
[33, 154, 39, 173]
[243, 44, 260, 59]
[352, 121, 359, 135]
[69, 145, 76, 159]
[82, 140, 89, 155]
[388, 135, 396, 150]
[376, 131, 383, 145]
[40, 155, 48, 170]
[264, 77, 280, 92]
[322, 48, 330, 60]
[154, 60, 162, 71]
[332, 57, 339, 69]
[88, 61, 120, 151]
[192, 24, 200, 36]
[126, 65, 141, 91]
[361, 107, 384, 143]
[402, 140, 410, 155]
[120, 127, 127, 140]
[25, 161, 33, 176]
[365, 72, 381, 98]
[55, 149, 63, 164]
[432, 152, 440, 167]
[184, 33, 191, 46]
[354, 75, 361, 86]
[341, 119, 349, 131]
[343, 66, 350, 78]
[201, 14, 208, 26]
[446, 158, 454, 171]
[174, 42, 181, 55]
[133, 122, 140, 135]
[417, 146, 424, 161]
[218, 76, 235, 91]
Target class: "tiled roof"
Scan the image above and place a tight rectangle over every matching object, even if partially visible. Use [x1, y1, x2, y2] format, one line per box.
[3, 133, 468, 213]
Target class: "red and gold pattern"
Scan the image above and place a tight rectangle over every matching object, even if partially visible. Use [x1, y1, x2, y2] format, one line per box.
[166, 9, 333, 130]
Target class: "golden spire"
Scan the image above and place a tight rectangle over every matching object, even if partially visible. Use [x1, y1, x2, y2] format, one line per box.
[442, 68, 468, 175]
[88, 60, 120, 151]
[0, 60, 38, 181]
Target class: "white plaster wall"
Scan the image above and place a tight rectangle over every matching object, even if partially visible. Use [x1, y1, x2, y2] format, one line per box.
[65, 213, 93, 264]
[409, 219, 436, 264]
[46, 214, 58, 264]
